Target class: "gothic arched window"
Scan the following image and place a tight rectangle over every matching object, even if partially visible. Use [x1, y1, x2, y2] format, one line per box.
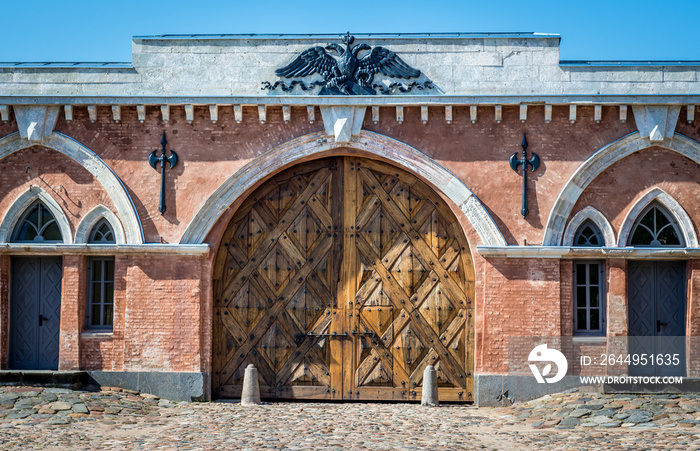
[11, 201, 63, 242]
[573, 221, 604, 247]
[88, 219, 115, 244]
[629, 204, 683, 247]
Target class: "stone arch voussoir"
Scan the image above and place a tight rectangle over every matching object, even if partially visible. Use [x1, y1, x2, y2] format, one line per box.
[75, 204, 127, 244]
[181, 130, 506, 246]
[562, 206, 616, 247]
[617, 187, 698, 247]
[544, 132, 700, 247]
[0, 132, 144, 244]
[0, 185, 73, 243]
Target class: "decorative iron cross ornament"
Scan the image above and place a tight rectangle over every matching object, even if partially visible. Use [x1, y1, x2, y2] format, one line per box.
[148, 131, 178, 215]
[509, 133, 540, 218]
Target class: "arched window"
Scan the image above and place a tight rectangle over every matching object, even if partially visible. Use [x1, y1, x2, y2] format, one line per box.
[11, 201, 63, 243]
[573, 221, 604, 247]
[629, 204, 684, 247]
[88, 219, 115, 244]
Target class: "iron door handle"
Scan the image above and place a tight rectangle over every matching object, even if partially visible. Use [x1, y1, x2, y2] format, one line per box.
[657, 320, 668, 333]
[39, 314, 49, 326]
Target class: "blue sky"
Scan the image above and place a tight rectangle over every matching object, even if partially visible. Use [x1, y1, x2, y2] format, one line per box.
[2, 0, 699, 62]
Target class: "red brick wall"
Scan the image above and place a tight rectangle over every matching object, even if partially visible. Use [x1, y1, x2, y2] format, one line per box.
[476, 258, 562, 373]
[560, 260, 573, 336]
[120, 255, 203, 372]
[80, 338, 114, 370]
[59, 255, 83, 370]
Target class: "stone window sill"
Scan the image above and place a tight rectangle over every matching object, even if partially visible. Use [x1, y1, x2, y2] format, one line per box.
[572, 336, 606, 343]
[81, 331, 113, 339]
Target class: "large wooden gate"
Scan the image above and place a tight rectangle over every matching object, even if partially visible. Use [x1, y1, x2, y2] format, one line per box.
[213, 157, 474, 401]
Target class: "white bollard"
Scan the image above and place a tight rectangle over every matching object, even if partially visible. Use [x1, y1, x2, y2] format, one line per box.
[421, 365, 439, 406]
[240, 364, 261, 406]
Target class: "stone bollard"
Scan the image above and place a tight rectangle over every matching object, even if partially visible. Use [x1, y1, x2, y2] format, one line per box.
[421, 365, 439, 406]
[241, 364, 261, 406]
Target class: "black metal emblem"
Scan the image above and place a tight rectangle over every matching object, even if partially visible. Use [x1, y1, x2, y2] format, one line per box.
[262, 32, 429, 95]
[509, 133, 540, 218]
[149, 131, 178, 215]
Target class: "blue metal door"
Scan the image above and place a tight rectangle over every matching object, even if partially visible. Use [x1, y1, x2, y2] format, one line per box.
[628, 261, 685, 377]
[10, 257, 62, 370]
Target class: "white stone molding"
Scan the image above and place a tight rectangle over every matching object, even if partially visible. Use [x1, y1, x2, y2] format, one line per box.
[594, 105, 602, 124]
[181, 130, 506, 247]
[306, 106, 315, 124]
[137, 105, 146, 123]
[688, 105, 696, 124]
[319, 106, 366, 144]
[421, 106, 429, 124]
[562, 206, 615, 247]
[445, 106, 452, 124]
[617, 187, 697, 247]
[0, 105, 10, 123]
[544, 105, 552, 123]
[632, 105, 681, 143]
[0, 132, 144, 244]
[234, 105, 242, 123]
[185, 105, 194, 124]
[396, 106, 404, 124]
[64, 105, 73, 123]
[161, 105, 170, 123]
[13, 106, 60, 142]
[74, 204, 126, 244]
[111, 105, 121, 123]
[87, 105, 97, 123]
[519, 104, 527, 123]
[0, 185, 73, 243]
[619, 105, 628, 123]
[209, 105, 218, 124]
[544, 132, 700, 246]
[569, 105, 577, 124]
[494, 105, 502, 123]
[470, 106, 477, 123]
[257, 105, 266, 124]
[371, 106, 379, 124]
[282, 105, 290, 124]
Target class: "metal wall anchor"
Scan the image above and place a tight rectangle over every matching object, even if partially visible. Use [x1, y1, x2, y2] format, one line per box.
[509, 133, 540, 218]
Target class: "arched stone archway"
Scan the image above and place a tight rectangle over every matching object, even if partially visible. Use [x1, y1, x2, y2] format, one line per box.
[617, 187, 697, 247]
[0, 185, 73, 243]
[74, 204, 127, 244]
[212, 156, 475, 401]
[544, 132, 700, 246]
[181, 130, 505, 247]
[0, 132, 144, 244]
[562, 206, 615, 247]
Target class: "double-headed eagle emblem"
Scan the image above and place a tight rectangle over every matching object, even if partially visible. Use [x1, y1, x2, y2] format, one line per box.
[271, 33, 423, 95]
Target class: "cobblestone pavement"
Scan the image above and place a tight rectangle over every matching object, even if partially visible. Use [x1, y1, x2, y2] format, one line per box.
[0, 387, 699, 449]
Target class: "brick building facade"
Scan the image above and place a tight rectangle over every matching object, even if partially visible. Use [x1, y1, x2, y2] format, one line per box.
[0, 33, 698, 404]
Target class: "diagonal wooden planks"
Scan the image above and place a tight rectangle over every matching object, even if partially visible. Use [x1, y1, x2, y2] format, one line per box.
[214, 157, 474, 401]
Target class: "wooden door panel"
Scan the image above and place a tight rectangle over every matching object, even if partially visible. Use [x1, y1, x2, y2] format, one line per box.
[214, 157, 474, 402]
[348, 159, 473, 402]
[214, 158, 343, 399]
